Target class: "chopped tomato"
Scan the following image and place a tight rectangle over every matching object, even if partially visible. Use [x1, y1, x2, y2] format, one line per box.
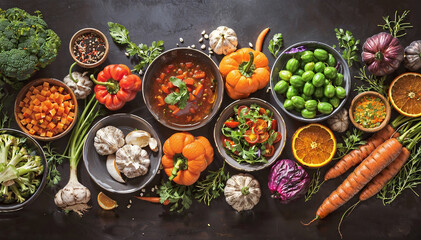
[224, 120, 240, 128]
[244, 128, 259, 144]
[270, 119, 277, 131]
[255, 119, 268, 134]
[258, 108, 267, 115]
[222, 137, 239, 155]
[263, 144, 275, 157]
[246, 120, 255, 128]
[258, 132, 269, 143]
[237, 105, 250, 117]
[274, 132, 282, 143]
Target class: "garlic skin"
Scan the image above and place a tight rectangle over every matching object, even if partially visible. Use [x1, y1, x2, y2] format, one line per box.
[63, 72, 93, 99]
[224, 173, 261, 212]
[209, 26, 238, 55]
[94, 126, 125, 155]
[327, 109, 349, 132]
[116, 145, 150, 178]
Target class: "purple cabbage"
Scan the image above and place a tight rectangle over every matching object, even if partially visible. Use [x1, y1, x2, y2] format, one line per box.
[284, 46, 307, 54]
[268, 159, 310, 204]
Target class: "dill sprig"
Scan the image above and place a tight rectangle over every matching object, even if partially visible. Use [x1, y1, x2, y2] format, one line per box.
[377, 145, 421, 204]
[305, 169, 324, 202]
[194, 162, 230, 206]
[378, 10, 412, 38]
[354, 66, 388, 96]
[334, 128, 366, 160]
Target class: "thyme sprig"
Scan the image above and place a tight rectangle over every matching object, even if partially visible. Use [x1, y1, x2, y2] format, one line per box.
[354, 66, 388, 96]
[305, 169, 324, 202]
[378, 10, 412, 38]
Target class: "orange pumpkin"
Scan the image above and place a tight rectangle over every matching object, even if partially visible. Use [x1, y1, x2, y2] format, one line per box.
[162, 132, 214, 185]
[219, 48, 270, 99]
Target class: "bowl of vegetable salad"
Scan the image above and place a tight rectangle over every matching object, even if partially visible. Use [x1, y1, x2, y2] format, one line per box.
[213, 98, 287, 172]
[143, 47, 224, 131]
[270, 41, 351, 122]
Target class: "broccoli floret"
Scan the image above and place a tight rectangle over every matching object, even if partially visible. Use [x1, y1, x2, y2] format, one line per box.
[7, 146, 28, 167]
[0, 155, 43, 184]
[0, 49, 38, 81]
[0, 184, 6, 202]
[0, 134, 18, 165]
[1, 185, 14, 203]
[10, 184, 25, 203]
[0, 7, 61, 85]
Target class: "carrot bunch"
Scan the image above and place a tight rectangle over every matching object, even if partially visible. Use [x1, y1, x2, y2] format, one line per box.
[304, 117, 421, 237]
[17, 82, 75, 137]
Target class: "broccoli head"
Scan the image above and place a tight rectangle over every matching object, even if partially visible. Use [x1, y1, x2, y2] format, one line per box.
[0, 7, 61, 86]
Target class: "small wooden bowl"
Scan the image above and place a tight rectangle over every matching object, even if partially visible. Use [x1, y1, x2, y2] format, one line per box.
[349, 91, 391, 133]
[14, 78, 78, 141]
[69, 28, 109, 68]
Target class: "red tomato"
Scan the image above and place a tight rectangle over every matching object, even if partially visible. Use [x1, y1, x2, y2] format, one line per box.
[246, 120, 255, 128]
[244, 129, 259, 144]
[270, 119, 277, 131]
[258, 132, 269, 143]
[263, 144, 275, 157]
[237, 105, 250, 117]
[258, 108, 267, 115]
[274, 132, 282, 143]
[224, 120, 240, 128]
[255, 119, 268, 134]
[222, 137, 239, 155]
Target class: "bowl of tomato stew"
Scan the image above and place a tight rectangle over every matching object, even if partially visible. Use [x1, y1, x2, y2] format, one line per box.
[143, 48, 224, 131]
[213, 98, 287, 172]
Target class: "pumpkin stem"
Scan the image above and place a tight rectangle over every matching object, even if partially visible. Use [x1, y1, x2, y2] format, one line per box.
[238, 52, 256, 77]
[375, 51, 384, 61]
[69, 62, 78, 83]
[169, 155, 188, 181]
[241, 186, 250, 195]
[90, 74, 120, 95]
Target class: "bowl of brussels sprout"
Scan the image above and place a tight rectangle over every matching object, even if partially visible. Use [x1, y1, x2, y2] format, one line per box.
[270, 41, 351, 122]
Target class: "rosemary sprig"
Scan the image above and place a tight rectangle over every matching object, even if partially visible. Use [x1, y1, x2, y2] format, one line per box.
[354, 66, 388, 96]
[334, 28, 360, 67]
[377, 145, 421, 204]
[334, 128, 366, 160]
[378, 10, 412, 38]
[194, 162, 229, 206]
[305, 169, 324, 202]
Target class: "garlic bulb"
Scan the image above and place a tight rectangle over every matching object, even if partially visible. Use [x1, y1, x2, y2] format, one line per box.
[327, 109, 349, 132]
[209, 26, 238, 55]
[224, 173, 261, 212]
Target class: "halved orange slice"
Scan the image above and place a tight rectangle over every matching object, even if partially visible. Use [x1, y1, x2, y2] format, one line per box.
[97, 192, 118, 210]
[389, 72, 421, 117]
[292, 123, 336, 168]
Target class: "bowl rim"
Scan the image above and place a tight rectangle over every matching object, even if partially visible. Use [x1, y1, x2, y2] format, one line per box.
[142, 47, 224, 131]
[349, 91, 391, 133]
[82, 113, 162, 194]
[0, 128, 47, 212]
[69, 27, 109, 68]
[269, 41, 351, 122]
[213, 97, 287, 172]
[14, 78, 78, 141]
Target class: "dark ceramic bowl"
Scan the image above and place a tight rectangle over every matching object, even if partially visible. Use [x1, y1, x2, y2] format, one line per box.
[0, 128, 47, 212]
[142, 47, 224, 131]
[83, 114, 162, 194]
[213, 98, 287, 172]
[270, 41, 351, 122]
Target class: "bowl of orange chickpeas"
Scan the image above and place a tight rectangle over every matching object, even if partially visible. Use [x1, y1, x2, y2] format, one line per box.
[14, 78, 78, 141]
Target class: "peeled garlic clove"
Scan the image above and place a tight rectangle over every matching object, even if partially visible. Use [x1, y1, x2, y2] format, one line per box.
[148, 138, 158, 152]
[125, 130, 151, 148]
[106, 154, 125, 183]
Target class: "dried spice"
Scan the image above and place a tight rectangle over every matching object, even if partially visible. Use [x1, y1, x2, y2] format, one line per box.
[73, 32, 106, 64]
[353, 95, 386, 128]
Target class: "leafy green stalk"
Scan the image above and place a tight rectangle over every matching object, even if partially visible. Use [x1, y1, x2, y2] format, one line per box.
[334, 28, 360, 67]
[108, 22, 164, 73]
[157, 181, 194, 213]
[43, 143, 67, 187]
[268, 33, 283, 58]
[354, 66, 387, 96]
[194, 162, 230, 206]
[378, 10, 412, 38]
[334, 128, 366, 160]
[304, 169, 324, 202]
[164, 77, 189, 109]
[377, 145, 421, 204]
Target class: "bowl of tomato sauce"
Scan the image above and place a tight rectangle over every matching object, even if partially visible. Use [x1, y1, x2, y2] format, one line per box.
[143, 48, 224, 131]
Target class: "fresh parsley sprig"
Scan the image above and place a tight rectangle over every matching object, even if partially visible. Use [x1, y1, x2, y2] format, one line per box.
[378, 10, 412, 38]
[354, 66, 388, 96]
[157, 181, 194, 213]
[108, 22, 164, 72]
[194, 162, 230, 206]
[334, 28, 360, 67]
[43, 143, 67, 187]
[164, 77, 189, 109]
[334, 128, 366, 160]
[268, 33, 283, 58]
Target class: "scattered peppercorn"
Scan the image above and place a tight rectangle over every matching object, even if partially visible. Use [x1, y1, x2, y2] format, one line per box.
[73, 32, 106, 64]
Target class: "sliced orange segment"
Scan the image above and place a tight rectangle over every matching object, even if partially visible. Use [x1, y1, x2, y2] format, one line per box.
[389, 72, 421, 117]
[97, 192, 118, 210]
[292, 123, 336, 168]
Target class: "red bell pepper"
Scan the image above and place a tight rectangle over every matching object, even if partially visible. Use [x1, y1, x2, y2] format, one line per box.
[90, 64, 142, 111]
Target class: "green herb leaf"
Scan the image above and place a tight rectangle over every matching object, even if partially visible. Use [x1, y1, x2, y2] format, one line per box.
[268, 33, 283, 58]
[354, 66, 388, 96]
[334, 128, 366, 160]
[334, 28, 360, 67]
[157, 181, 194, 213]
[305, 169, 324, 202]
[194, 162, 229, 206]
[43, 143, 67, 187]
[378, 10, 412, 38]
[164, 77, 189, 109]
[107, 22, 131, 45]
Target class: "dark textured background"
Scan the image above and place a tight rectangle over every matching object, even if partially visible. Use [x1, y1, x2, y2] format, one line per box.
[1, 0, 421, 239]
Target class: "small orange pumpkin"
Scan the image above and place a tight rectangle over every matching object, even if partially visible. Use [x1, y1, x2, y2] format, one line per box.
[219, 48, 270, 99]
[161, 132, 214, 185]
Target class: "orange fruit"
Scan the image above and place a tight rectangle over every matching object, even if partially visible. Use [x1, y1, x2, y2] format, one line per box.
[389, 72, 421, 117]
[292, 123, 336, 168]
[97, 192, 118, 210]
